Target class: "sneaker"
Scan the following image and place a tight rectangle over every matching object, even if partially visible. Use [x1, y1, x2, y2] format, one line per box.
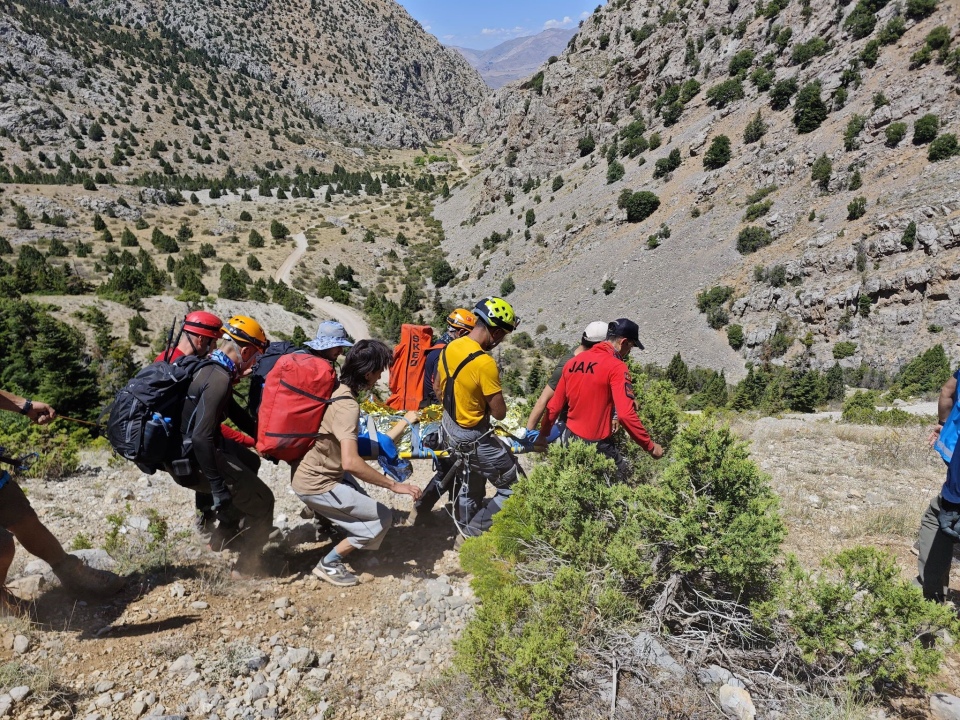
[312, 559, 358, 587]
[52, 555, 125, 597]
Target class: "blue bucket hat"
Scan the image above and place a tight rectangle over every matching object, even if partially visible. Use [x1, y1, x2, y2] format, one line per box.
[305, 321, 354, 351]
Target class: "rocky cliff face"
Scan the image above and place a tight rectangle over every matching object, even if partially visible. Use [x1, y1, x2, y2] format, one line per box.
[0, 0, 485, 154]
[442, 0, 960, 376]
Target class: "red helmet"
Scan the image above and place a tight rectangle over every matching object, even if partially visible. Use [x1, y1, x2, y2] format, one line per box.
[183, 311, 223, 339]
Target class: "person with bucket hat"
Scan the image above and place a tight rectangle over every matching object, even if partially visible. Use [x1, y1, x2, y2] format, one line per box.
[537, 318, 663, 477]
[305, 320, 354, 359]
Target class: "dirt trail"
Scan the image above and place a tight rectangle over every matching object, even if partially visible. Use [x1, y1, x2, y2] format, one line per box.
[277, 231, 372, 341]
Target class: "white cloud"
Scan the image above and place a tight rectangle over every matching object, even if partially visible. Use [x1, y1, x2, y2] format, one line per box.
[579, 11, 590, 19]
[480, 25, 527, 37]
[543, 16, 576, 29]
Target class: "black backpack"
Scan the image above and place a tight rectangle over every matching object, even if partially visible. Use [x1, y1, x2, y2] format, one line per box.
[247, 340, 301, 419]
[106, 355, 213, 474]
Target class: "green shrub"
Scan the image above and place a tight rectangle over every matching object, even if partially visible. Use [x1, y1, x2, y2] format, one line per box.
[769, 77, 798, 111]
[617, 189, 660, 222]
[843, 1, 877, 40]
[776, 548, 959, 694]
[791, 37, 829, 65]
[902, 221, 917, 249]
[847, 196, 867, 221]
[833, 341, 857, 359]
[913, 114, 939, 145]
[238, 210, 252, 221]
[727, 323, 744, 349]
[728, 49, 755, 76]
[696, 285, 734, 315]
[744, 199, 773, 222]
[551, 175, 564, 192]
[928, 134, 958, 162]
[525, 208, 536, 227]
[860, 39, 881, 67]
[743, 110, 768, 144]
[269, 220, 289, 239]
[890, 344, 950, 398]
[605, 160, 625, 183]
[843, 114, 866, 151]
[431, 259, 456, 287]
[879, 15, 907, 44]
[750, 66, 776, 91]
[885, 122, 907, 147]
[848, 169, 863, 191]
[703, 135, 732, 169]
[793, 81, 828, 133]
[736, 226, 774, 254]
[577, 133, 596, 156]
[499, 275, 515, 296]
[706, 78, 745, 108]
[811, 153, 832, 191]
[652, 149, 681, 178]
[248, 229, 265, 248]
[906, 0, 937, 19]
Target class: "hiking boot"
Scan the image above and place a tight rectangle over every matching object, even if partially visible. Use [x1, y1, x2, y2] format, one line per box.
[412, 509, 440, 527]
[207, 522, 242, 552]
[312, 559, 358, 587]
[52, 555, 125, 597]
[195, 510, 216, 537]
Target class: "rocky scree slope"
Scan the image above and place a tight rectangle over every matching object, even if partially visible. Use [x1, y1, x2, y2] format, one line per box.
[0, 0, 485, 176]
[440, 0, 960, 376]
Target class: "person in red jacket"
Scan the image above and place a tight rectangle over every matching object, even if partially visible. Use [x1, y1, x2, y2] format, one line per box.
[155, 311, 258, 534]
[538, 318, 663, 477]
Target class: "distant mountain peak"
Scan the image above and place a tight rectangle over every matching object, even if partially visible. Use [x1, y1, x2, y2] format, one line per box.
[452, 28, 576, 89]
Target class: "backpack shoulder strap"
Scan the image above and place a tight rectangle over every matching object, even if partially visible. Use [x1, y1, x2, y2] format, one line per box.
[440, 349, 485, 419]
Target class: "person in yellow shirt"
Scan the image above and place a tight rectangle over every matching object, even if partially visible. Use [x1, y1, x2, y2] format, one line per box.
[435, 297, 520, 537]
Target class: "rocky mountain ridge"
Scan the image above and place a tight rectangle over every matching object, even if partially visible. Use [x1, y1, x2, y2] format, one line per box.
[440, 0, 960, 376]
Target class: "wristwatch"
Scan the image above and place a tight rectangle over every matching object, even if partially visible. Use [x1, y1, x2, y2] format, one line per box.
[19, 399, 32, 416]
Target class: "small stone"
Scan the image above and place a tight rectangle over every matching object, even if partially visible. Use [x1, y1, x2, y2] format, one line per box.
[169, 583, 186, 598]
[8, 687, 29, 703]
[168, 654, 195, 675]
[12, 635, 29, 654]
[246, 684, 269, 703]
[5, 575, 45, 601]
[272, 597, 290, 609]
[93, 681, 114, 694]
[719, 684, 756, 720]
[131, 700, 147, 717]
[190, 601, 209, 610]
[317, 651, 334, 668]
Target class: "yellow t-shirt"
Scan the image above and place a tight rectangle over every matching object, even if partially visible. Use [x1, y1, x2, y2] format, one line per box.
[435, 336, 501, 428]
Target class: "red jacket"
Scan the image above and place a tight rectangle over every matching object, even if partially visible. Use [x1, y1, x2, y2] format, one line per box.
[154, 348, 256, 448]
[541, 342, 654, 451]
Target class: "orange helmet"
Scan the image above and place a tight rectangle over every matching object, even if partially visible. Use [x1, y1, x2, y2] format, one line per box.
[222, 315, 268, 350]
[446, 308, 476, 333]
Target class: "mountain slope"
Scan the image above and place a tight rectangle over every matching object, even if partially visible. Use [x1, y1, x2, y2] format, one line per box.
[440, 0, 960, 377]
[452, 28, 576, 88]
[0, 0, 485, 167]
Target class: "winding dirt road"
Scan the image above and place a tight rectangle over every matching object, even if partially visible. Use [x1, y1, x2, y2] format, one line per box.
[276, 232, 371, 341]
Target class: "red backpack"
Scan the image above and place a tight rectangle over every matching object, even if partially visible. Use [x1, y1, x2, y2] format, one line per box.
[386, 324, 435, 411]
[256, 353, 338, 462]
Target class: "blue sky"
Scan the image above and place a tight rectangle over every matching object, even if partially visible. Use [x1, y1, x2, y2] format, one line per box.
[396, 0, 599, 50]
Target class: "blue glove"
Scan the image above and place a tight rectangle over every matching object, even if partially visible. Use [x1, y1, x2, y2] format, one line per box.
[522, 429, 540, 448]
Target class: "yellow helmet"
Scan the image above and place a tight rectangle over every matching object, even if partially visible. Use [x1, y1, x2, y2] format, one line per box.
[222, 315, 268, 350]
[474, 297, 519, 332]
[446, 308, 477, 332]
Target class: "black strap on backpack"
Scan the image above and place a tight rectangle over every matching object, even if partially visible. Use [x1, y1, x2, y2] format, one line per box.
[440, 349, 485, 420]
